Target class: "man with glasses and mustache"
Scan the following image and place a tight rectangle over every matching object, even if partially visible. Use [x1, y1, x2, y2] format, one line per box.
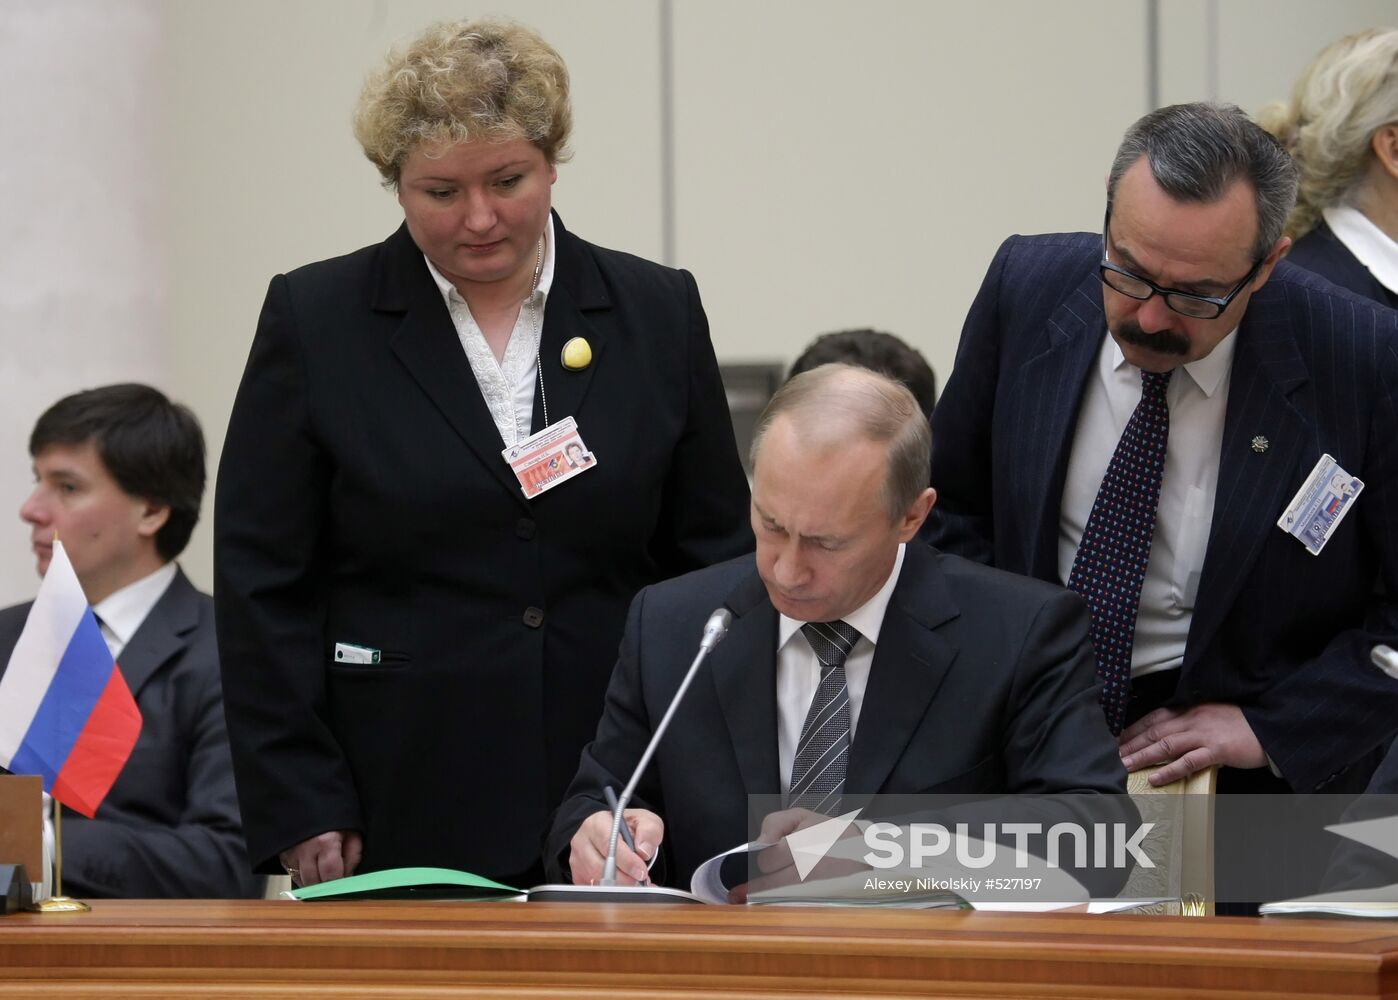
[925, 103, 1398, 802]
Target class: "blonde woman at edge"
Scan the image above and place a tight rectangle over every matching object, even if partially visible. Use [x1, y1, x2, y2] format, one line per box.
[1260, 28, 1398, 307]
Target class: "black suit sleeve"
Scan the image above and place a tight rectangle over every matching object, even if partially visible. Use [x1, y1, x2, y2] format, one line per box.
[1002, 588, 1126, 795]
[647, 269, 754, 574]
[1322, 747, 1398, 892]
[920, 237, 1012, 563]
[214, 274, 360, 873]
[931, 584, 1133, 899]
[545, 586, 666, 882]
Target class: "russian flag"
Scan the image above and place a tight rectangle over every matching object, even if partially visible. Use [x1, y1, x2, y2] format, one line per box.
[0, 539, 142, 817]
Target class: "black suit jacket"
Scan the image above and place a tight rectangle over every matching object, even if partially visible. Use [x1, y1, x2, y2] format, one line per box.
[215, 213, 753, 880]
[1321, 744, 1398, 893]
[0, 570, 259, 898]
[925, 233, 1398, 792]
[546, 545, 1128, 887]
[1287, 222, 1397, 309]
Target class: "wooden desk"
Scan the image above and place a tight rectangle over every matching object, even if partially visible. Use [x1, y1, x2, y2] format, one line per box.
[2, 900, 1397, 999]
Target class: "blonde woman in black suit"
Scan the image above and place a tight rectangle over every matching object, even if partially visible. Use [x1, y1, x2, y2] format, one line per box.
[215, 18, 752, 891]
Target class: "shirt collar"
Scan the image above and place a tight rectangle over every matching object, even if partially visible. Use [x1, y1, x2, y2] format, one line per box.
[1323, 205, 1398, 293]
[93, 562, 178, 651]
[1109, 326, 1237, 398]
[777, 543, 907, 650]
[424, 213, 557, 311]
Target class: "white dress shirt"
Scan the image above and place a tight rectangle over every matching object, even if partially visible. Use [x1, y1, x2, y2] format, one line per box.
[93, 561, 178, 658]
[775, 544, 906, 792]
[1058, 333, 1236, 677]
[425, 214, 558, 447]
[1324, 204, 1398, 294]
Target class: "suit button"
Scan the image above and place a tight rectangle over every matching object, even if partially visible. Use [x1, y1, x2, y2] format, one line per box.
[516, 518, 537, 540]
[523, 607, 545, 628]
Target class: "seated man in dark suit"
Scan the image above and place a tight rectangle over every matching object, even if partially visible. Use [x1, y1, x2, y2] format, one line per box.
[548, 365, 1127, 890]
[925, 102, 1398, 798]
[0, 384, 259, 898]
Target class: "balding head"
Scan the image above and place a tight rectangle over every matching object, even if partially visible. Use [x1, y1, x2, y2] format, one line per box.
[748, 365, 936, 622]
[751, 364, 931, 521]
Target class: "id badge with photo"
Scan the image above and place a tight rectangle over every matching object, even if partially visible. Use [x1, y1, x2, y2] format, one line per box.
[501, 416, 598, 499]
[1276, 453, 1364, 556]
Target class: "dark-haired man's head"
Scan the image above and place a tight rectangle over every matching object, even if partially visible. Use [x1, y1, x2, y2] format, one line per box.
[1101, 102, 1298, 373]
[787, 329, 937, 417]
[20, 384, 205, 604]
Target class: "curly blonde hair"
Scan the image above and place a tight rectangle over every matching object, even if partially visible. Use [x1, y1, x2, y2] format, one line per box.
[1259, 28, 1398, 240]
[353, 18, 573, 186]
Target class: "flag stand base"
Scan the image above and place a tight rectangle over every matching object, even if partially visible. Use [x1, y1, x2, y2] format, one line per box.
[37, 896, 90, 913]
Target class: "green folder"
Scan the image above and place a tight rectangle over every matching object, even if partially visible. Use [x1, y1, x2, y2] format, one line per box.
[289, 867, 525, 901]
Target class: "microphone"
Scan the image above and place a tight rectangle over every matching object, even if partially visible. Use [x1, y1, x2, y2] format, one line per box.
[600, 608, 732, 887]
[700, 607, 731, 652]
[1372, 645, 1398, 680]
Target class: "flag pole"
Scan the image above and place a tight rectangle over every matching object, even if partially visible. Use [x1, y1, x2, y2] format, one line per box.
[38, 530, 91, 912]
[37, 799, 89, 912]
[11, 532, 119, 915]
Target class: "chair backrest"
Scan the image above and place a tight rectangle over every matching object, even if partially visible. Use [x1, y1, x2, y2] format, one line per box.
[1123, 764, 1219, 915]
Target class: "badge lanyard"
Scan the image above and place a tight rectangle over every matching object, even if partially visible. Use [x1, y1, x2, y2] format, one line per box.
[502, 238, 597, 499]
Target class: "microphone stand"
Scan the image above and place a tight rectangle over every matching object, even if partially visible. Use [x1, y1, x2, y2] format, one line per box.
[529, 608, 732, 904]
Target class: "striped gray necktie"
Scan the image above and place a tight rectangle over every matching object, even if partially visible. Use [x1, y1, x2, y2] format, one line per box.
[788, 620, 860, 813]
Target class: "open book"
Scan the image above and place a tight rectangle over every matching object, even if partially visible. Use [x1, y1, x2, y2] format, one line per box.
[285, 838, 1150, 912]
[690, 831, 1161, 912]
[1260, 886, 1398, 919]
[1260, 815, 1398, 918]
[689, 841, 968, 908]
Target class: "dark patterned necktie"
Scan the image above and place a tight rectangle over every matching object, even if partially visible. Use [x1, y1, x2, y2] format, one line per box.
[788, 620, 860, 813]
[1067, 368, 1173, 735]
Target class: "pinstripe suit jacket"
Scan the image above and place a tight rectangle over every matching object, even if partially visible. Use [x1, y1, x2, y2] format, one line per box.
[924, 232, 1398, 792]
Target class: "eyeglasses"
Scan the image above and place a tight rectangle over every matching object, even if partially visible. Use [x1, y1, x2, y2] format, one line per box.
[1100, 210, 1263, 320]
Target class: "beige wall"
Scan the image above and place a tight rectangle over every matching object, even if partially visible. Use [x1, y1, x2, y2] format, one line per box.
[671, 0, 1142, 383]
[0, 0, 168, 608]
[1, 0, 1395, 604]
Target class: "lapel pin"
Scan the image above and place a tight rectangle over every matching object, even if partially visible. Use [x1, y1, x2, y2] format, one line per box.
[561, 337, 592, 371]
[1251, 436, 1270, 454]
